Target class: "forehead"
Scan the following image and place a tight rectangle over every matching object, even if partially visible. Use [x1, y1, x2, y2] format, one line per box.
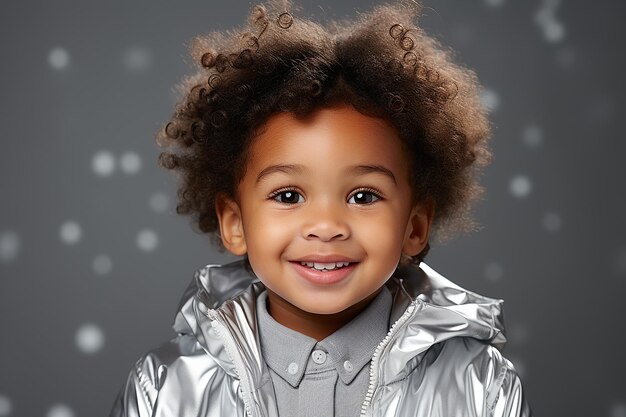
[245, 106, 410, 175]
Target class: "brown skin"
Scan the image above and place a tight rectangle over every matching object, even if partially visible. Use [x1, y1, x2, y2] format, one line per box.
[216, 106, 434, 340]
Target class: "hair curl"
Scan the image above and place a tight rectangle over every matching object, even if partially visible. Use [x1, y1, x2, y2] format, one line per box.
[156, 0, 492, 264]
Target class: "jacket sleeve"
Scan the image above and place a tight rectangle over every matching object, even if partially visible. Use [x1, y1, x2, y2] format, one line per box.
[109, 356, 160, 417]
[487, 353, 532, 417]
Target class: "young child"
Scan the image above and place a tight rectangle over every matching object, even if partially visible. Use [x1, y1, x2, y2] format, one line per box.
[110, 1, 531, 416]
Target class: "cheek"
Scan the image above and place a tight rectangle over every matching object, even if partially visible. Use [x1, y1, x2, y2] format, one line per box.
[356, 211, 407, 249]
[241, 208, 295, 249]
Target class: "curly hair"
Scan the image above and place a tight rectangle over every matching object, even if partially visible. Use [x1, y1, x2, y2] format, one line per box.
[156, 0, 491, 263]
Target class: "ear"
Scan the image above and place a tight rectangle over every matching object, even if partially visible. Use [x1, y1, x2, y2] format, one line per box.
[402, 198, 435, 257]
[215, 193, 247, 256]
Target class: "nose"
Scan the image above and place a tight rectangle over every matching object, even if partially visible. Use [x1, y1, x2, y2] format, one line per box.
[301, 202, 350, 242]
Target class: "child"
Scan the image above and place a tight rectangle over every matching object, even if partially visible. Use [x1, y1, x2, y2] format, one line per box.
[110, 1, 532, 416]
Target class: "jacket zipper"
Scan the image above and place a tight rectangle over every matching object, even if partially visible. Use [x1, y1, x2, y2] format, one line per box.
[359, 301, 418, 417]
[207, 309, 254, 417]
[150, 365, 168, 417]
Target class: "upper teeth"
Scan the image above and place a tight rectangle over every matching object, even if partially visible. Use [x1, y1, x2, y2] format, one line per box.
[300, 262, 350, 270]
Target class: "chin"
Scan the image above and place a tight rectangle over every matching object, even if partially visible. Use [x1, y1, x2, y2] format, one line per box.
[296, 299, 354, 315]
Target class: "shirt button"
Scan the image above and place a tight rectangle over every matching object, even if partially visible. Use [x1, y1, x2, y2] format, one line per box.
[311, 350, 327, 364]
[343, 360, 353, 372]
[287, 362, 298, 375]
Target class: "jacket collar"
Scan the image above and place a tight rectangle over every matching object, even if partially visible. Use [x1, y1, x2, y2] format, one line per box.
[378, 262, 506, 385]
[172, 260, 506, 387]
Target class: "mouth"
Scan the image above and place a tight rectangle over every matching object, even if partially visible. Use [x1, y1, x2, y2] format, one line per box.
[297, 261, 353, 271]
[289, 259, 358, 285]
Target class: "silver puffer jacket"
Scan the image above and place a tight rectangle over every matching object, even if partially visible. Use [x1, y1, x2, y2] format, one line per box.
[110, 261, 532, 417]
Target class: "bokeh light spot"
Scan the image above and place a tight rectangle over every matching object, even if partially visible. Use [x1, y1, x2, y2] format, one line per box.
[522, 125, 543, 148]
[534, 0, 565, 44]
[0, 395, 13, 417]
[480, 88, 500, 112]
[75, 323, 105, 354]
[509, 175, 532, 198]
[93, 254, 113, 275]
[120, 151, 142, 175]
[0, 231, 21, 263]
[149, 192, 170, 213]
[92, 150, 116, 177]
[484, 0, 505, 7]
[49, 48, 70, 70]
[543, 212, 562, 233]
[124, 46, 152, 72]
[59, 221, 82, 245]
[485, 262, 504, 282]
[46, 404, 75, 417]
[137, 229, 159, 252]
[543, 20, 566, 43]
[610, 402, 626, 417]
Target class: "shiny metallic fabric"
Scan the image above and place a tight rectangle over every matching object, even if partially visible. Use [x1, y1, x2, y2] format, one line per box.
[109, 261, 532, 417]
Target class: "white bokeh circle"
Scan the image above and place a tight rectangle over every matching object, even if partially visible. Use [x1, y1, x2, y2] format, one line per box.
[543, 20, 565, 43]
[92, 150, 116, 177]
[522, 125, 543, 148]
[59, 221, 82, 245]
[120, 151, 142, 175]
[0, 395, 12, 417]
[480, 88, 500, 112]
[0, 231, 21, 263]
[49, 47, 70, 70]
[149, 192, 170, 213]
[46, 404, 75, 417]
[93, 254, 113, 275]
[137, 229, 159, 252]
[509, 175, 532, 198]
[75, 323, 105, 354]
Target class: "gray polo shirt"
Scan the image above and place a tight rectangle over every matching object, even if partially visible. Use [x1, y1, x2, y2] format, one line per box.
[256, 287, 392, 417]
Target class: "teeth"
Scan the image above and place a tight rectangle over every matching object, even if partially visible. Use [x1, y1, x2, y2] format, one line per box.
[299, 261, 350, 270]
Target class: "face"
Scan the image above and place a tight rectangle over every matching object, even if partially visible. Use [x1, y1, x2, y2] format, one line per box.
[217, 105, 432, 315]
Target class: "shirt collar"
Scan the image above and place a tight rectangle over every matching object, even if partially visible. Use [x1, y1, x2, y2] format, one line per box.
[318, 287, 391, 384]
[256, 287, 392, 386]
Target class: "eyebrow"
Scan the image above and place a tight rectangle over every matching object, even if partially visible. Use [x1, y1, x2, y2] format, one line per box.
[348, 165, 397, 184]
[255, 163, 397, 184]
[256, 164, 306, 183]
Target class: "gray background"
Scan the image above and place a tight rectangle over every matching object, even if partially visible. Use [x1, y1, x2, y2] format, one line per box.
[1, 0, 625, 416]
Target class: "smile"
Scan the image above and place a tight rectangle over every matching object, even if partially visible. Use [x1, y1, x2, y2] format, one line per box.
[299, 261, 351, 271]
[290, 260, 358, 285]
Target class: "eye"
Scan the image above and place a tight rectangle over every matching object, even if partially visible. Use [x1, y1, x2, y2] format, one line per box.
[348, 190, 380, 205]
[272, 190, 304, 204]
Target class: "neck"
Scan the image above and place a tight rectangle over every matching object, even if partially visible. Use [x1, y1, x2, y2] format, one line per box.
[265, 288, 381, 341]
